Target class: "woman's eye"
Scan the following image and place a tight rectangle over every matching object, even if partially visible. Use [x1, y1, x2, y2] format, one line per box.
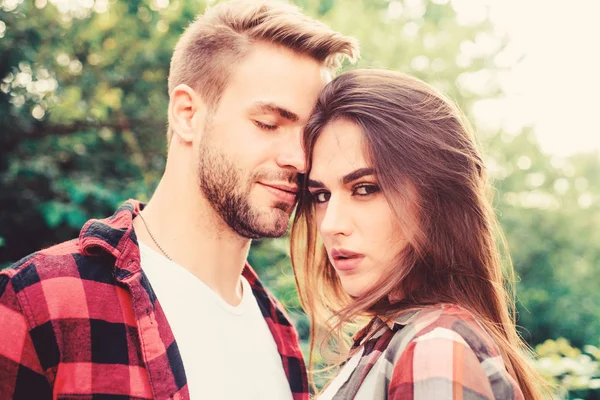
[353, 184, 380, 196]
[312, 191, 330, 204]
[254, 120, 278, 131]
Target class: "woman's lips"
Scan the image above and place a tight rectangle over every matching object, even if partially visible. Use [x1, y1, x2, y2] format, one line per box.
[330, 249, 365, 271]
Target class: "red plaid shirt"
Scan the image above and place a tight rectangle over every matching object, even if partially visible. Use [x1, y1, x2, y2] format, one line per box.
[0, 200, 308, 399]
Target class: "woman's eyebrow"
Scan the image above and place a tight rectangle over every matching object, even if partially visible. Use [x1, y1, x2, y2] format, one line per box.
[307, 168, 375, 189]
[307, 178, 325, 189]
[342, 168, 375, 184]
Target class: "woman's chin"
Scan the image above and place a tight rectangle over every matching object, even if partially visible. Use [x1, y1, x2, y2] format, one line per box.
[340, 277, 373, 298]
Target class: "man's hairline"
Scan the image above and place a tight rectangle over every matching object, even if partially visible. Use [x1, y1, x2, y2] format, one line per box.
[196, 40, 334, 113]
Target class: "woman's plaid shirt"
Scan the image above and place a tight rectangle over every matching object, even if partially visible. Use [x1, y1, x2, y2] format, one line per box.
[330, 304, 525, 399]
[0, 200, 308, 400]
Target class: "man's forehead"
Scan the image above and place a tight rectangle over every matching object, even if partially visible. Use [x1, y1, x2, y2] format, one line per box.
[224, 46, 327, 108]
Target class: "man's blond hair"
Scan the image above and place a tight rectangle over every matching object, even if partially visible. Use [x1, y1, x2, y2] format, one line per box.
[168, 0, 358, 120]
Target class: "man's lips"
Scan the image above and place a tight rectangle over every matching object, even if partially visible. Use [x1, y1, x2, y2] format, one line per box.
[263, 183, 298, 194]
[258, 182, 298, 204]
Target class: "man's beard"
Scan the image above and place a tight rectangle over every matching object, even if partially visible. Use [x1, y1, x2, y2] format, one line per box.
[197, 133, 297, 239]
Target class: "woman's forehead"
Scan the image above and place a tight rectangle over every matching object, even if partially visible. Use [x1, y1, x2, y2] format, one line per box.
[309, 119, 372, 182]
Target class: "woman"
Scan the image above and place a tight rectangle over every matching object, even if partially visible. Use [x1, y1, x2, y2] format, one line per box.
[290, 69, 546, 399]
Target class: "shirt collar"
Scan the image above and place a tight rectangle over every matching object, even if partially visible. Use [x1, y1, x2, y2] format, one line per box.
[353, 307, 425, 346]
[78, 199, 144, 279]
[386, 307, 424, 329]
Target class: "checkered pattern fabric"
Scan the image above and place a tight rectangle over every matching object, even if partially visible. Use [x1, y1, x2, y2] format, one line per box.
[332, 304, 524, 399]
[0, 200, 308, 399]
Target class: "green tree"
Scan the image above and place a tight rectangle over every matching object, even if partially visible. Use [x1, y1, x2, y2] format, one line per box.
[1, 0, 201, 262]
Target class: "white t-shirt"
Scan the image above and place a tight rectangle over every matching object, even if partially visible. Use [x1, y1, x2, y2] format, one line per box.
[138, 240, 293, 400]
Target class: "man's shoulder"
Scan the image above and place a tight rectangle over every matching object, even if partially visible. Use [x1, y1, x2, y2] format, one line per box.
[1, 238, 117, 297]
[2, 239, 79, 277]
[1, 198, 142, 290]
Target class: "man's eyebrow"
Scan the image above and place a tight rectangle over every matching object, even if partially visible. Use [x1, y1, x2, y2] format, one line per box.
[307, 168, 376, 189]
[253, 102, 299, 122]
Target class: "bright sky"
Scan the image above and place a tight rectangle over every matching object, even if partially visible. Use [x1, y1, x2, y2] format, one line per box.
[462, 0, 600, 156]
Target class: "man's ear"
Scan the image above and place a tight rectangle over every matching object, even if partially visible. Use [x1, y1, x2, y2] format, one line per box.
[168, 84, 207, 144]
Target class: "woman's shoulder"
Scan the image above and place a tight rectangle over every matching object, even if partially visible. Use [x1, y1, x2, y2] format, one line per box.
[404, 304, 500, 352]
[386, 304, 522, 399]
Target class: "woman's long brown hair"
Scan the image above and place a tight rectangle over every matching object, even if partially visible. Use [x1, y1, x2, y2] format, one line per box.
[290, 69, 546, 398]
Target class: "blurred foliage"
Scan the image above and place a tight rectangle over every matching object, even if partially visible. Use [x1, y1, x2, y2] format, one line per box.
[0, 0, 598, 397]
[534, 339, 600, 399]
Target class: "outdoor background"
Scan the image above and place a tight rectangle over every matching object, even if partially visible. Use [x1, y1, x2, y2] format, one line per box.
[1, 0, 598, 398]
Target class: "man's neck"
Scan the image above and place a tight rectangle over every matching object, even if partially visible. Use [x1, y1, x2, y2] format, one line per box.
[133, 175, 252, 306]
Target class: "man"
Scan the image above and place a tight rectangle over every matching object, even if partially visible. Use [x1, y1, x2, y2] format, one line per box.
[0, 1, 358, 398]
